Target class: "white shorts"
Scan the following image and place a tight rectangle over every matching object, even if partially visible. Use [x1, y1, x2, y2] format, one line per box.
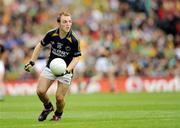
[40, 67, 73, 85]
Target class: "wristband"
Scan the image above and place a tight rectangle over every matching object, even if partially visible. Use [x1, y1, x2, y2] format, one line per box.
[29, 61, 35, 66]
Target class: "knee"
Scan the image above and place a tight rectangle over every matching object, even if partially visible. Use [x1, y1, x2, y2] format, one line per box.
[36, 88, 46, 96]
[56, 95, 64, 103]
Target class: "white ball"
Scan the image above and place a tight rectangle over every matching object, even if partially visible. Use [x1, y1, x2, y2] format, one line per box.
[50, 58, 67, 76]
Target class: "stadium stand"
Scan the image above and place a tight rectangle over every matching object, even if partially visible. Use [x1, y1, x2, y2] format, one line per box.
[0, 0, 179, 81]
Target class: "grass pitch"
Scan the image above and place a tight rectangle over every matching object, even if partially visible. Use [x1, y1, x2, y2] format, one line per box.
[0, 92, 180, 128]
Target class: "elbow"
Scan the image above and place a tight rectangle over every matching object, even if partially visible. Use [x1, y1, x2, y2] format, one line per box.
[74, 56, 80, 63]
[37, 42, 44, 49]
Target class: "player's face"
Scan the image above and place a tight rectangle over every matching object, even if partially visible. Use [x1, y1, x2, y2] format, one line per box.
[60, 15, 72, 33]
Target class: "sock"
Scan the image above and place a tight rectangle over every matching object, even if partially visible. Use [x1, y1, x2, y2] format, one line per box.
[44, 102, 52, 109]
[55, 110, 63, 117]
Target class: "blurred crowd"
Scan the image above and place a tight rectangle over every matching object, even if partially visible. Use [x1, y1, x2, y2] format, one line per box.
[0, 0, 180, 81]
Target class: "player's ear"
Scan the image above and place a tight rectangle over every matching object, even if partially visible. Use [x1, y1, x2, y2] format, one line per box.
[57, 16, 60, 23]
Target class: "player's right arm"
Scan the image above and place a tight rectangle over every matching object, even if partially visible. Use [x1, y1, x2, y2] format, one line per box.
[30, 42, 44, 62]
[24, 30, 52, 72]
[24, 42, 43, 72]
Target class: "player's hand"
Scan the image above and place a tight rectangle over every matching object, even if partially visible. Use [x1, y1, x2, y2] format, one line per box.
[55, 70, 70, 77]
[24, 61, 35, 72]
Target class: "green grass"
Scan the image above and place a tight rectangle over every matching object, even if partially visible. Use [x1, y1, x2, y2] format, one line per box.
[0, 92, 180, 128]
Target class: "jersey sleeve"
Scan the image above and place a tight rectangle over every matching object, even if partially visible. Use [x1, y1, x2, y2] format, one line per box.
[73, 39, 81, 57]
[40, 32, 51, 46]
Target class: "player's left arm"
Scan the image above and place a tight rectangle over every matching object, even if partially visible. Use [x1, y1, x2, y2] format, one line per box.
[66, 35, 81, 73]
[66, 56, 80, 72]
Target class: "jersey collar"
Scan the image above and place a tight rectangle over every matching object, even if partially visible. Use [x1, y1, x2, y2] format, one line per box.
[57, 28, 72, 39]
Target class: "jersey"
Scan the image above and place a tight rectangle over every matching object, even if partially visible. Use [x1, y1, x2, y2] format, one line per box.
[40, 28, 81, 68]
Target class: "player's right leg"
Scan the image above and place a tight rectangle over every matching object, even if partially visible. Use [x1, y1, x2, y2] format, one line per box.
[36, 76, 54, 121]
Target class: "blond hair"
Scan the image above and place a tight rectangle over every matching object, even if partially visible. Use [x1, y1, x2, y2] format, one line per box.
[57, 8, 71, 23]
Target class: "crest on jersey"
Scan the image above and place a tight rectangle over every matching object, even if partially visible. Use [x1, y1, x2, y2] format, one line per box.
[65, 46, 71, 51]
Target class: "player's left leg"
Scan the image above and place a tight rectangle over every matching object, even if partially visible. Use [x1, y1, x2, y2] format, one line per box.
[51, 82, 69, 121]
[50, 73, 72, 121]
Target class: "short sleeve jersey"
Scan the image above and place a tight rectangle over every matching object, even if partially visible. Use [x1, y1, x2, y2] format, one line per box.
[41, 28, 81, 68]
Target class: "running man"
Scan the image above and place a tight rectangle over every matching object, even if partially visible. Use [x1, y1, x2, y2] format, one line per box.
[24, 9, 81, 121]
